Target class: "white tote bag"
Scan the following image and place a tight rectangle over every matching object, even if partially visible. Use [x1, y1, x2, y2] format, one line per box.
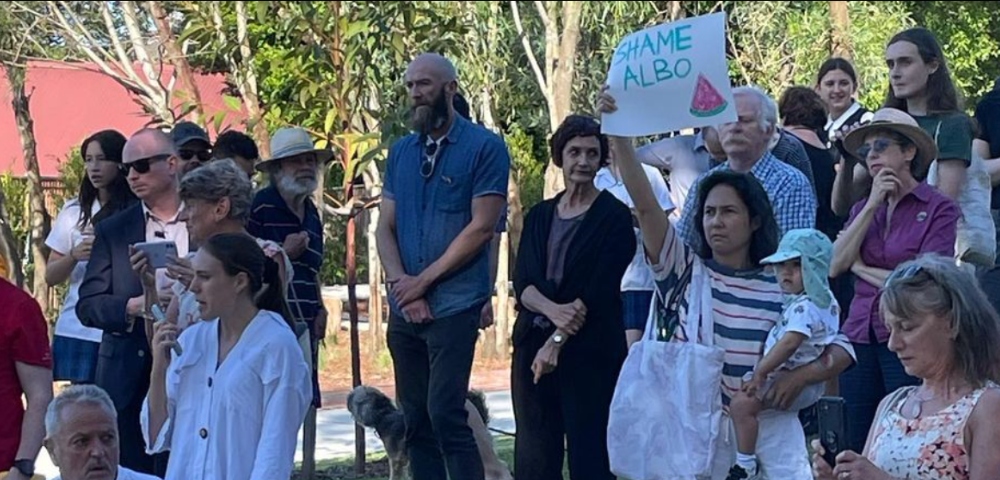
[608, 260, 726, 480]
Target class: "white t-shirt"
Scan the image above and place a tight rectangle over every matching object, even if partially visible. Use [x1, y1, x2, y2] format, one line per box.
[44, 199, 103, 342]
[764, 294, 841, 370]
[594, 165, 675, 291]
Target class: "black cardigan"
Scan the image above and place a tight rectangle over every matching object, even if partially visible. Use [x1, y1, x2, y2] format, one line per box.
[512, 189, 637, 361]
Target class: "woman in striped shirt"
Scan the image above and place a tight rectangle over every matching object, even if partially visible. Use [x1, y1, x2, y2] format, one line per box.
[599, 90, 856, 478]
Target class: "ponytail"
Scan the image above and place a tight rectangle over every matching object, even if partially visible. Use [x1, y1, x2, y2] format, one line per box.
[258, 255, 295, 330]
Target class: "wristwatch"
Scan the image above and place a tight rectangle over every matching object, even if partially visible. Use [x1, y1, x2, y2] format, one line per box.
[13, 458, 35, 476]
[551, 333, 565, 345]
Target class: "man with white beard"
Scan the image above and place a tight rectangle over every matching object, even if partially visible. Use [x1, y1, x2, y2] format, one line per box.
[248, 127, 333, 410]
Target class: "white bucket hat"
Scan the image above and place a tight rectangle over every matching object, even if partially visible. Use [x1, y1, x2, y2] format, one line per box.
[255, 127, 335, 173]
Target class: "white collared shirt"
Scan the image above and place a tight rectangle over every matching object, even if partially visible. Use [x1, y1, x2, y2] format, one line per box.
[140, 310, 311, 480]
[141, 202, 190, 295]
[52, 465, 162, 480]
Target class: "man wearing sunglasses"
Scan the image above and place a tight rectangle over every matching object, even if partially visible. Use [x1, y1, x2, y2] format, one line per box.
[376, 53, 510, 480]
[77, 128, 189, 478]
[170, 121, 213, 176]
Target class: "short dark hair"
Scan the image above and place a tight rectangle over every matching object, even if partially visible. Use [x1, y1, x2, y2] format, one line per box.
[549, 114, 609, 168]
[212, 130, 259, 162]
[816, 57, 859, 88]
[779, 87, 829, 131]
[692, 170, 779, 264]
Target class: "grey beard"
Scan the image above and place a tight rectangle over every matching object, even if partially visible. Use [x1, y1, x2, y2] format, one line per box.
[277, 174, 318, 198]
[411, 106, 447, 135]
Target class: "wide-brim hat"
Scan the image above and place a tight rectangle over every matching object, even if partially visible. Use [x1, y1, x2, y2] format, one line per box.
[760, 228, 833, 267]
[255, 126, 336, 173]
[842, 108, 938, 177]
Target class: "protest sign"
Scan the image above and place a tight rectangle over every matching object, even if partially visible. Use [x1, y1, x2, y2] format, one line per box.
[601, 12, 737, 137]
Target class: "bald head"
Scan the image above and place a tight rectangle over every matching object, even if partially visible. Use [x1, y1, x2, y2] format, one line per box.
[123, 128, 177, 164]
[407, 53, 458, 83]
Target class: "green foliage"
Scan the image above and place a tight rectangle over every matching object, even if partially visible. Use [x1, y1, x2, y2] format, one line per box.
[0, 175, 29, 248]
[56, 148, 86, 207]
[505, 123, 545, 211]
[907, 1, 1000, 108]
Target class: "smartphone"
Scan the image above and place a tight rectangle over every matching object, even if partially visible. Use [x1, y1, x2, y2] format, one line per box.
[133, 241, 178, 269]
[817, 396, 847, 467]
[150, 304, 183, 356]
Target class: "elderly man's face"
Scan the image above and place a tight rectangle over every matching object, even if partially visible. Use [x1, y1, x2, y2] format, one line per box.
[179, 197, 229, 246]
[718, 93, 772, 160]
[45, 403, 119, 480]
[275, 153, 319, 197]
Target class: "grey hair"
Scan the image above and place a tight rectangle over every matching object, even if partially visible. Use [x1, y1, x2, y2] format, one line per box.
[45, 385, 117, 440]
[880, 254, 1000, 387]
[179, 158, 254, 222]
[733, 85, 778, 133]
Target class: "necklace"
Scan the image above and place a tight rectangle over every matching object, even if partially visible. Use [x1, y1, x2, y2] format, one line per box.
[905, 383, 973, 418]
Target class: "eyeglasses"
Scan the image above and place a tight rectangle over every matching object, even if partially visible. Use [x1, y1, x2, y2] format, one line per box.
[421, 142, 439, 179]
[179, 149, 212, 162]
[856, 138, 899, 161]
[121, 154, 171, 174]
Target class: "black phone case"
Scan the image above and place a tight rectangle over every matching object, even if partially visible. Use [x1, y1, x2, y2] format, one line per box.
[817, 396, 847, 467]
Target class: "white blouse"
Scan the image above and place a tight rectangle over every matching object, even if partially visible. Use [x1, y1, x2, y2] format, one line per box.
[141, 309, 312, 480]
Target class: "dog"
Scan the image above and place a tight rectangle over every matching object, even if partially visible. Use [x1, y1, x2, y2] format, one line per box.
[347, 385, 513, 480]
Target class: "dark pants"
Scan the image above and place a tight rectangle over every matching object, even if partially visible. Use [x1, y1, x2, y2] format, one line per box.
[117, 392, 169, 477]
[511, 331, 623, 480]
[387, 306, 484, 480]
[839, 341, 920, 452]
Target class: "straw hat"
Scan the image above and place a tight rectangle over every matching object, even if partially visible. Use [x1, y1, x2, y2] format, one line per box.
[255, 127, 335, 173]
[843, 108, 938, 176]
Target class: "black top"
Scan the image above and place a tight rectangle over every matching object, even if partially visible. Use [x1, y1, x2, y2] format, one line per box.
[512, 189, 636, 361]
[974, 90, 1000, 208]
[793, 132, 846, 241]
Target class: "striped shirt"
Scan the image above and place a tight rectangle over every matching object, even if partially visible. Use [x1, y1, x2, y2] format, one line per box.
[248, 186, 323, 328]
[649, 223, 852, 404]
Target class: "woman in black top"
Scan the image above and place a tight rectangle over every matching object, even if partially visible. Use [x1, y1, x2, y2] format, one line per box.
[780, 87, 854, 324]
[511, 114, 636, 480]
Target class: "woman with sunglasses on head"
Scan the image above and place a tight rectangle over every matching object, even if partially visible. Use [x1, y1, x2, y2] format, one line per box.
[45, 129, 137, 385]
[829, 108, 961, 453]
[814, 254, 1000, 480]
[142, 232, 312, 480]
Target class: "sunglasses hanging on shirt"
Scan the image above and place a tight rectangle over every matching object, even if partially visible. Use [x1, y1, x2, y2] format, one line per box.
[421, 141, 441, 179]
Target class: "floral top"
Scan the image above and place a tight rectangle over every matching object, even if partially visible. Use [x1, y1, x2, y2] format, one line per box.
[868, 383, 997, 479]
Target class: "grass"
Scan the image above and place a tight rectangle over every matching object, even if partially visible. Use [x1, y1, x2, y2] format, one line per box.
[294, 437, 521, 480]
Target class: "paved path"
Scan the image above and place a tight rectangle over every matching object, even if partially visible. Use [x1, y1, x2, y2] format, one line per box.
[35, 391, 516, 479]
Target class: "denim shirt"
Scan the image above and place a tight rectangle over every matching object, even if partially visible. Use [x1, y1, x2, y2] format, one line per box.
[383, 116, 510, 319]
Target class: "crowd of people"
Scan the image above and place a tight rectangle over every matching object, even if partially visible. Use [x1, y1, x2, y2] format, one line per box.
[3, 22, 1000, 480]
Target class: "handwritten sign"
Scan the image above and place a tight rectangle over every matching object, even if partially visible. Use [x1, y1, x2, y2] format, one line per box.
[601, 12, 737, 137]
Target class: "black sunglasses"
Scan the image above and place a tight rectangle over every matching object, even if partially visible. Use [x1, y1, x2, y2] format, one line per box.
[179, 149, 212, 162]
[121, 154, 171, 174]
[421, 142, 439, 179]
[856, 138, 899, 162]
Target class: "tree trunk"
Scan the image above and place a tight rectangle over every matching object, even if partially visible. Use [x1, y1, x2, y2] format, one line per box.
[541, 1, 583, 199]
[234, 0, 270, 157]
[148, 0, 205, 125]
[829, 1, 851, 58]
[494, 230, 510, 359]
[507, 171, 524, 272]
[365, 163, 384, 354]
[669, 0, 684, 21]
[346, 214, 365, 476]
[0, 189, 23, 287]
[8, 63, 50, 304]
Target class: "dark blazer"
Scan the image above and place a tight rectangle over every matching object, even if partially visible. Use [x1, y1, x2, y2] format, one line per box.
[76, 202, 150, 410]
[512, 189, 636, 361]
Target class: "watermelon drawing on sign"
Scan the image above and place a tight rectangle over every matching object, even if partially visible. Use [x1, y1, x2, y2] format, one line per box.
[690, 73, 728, 118]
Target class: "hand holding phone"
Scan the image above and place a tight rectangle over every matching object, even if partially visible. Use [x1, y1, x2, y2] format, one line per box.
[817, 396, 847, 467]
[151, 304, 183, 356]
[133, 241, 179, 270]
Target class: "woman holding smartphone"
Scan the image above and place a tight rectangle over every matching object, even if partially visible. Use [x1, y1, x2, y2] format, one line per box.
[141, 233, 311, 480]
[45, 129, 136, 384]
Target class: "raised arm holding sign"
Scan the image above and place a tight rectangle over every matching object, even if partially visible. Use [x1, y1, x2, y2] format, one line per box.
[601, 12, 737, 137]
